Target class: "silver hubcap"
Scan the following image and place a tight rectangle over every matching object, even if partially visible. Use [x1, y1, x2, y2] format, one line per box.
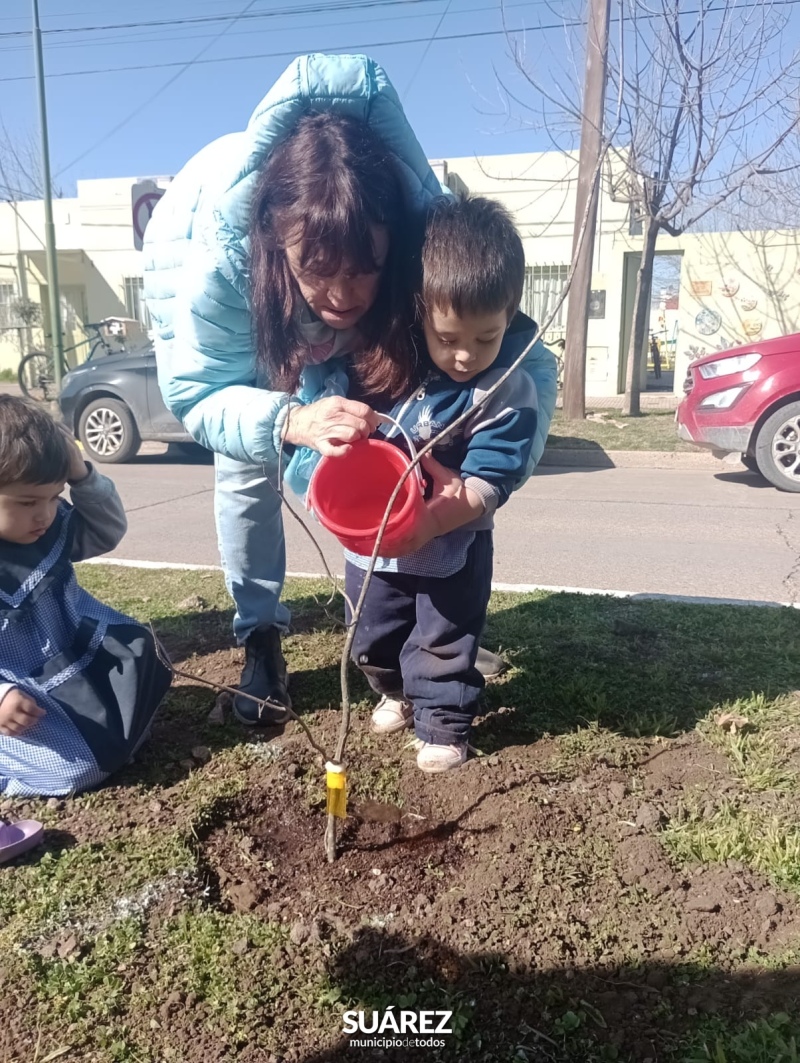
[771, 412, 800, 483]
[85, 408, 124, 456]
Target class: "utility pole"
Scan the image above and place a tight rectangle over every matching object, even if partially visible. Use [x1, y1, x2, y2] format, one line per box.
[32, 0, 64, 393]
[562, 0, 611, 420]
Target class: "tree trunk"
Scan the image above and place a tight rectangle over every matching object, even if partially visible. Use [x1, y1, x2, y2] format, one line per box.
[623, 219, 659, 417]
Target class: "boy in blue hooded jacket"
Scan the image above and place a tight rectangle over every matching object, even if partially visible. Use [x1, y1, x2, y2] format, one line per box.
[345, 196, 537, 773]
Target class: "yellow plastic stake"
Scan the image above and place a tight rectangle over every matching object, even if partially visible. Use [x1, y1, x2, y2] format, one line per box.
[326, 761, 347, 819]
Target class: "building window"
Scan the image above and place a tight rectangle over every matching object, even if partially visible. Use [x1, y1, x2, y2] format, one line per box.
[123, 276, 152, 330]
[0, 283, 18, 329]
[522, 265, 570, 335]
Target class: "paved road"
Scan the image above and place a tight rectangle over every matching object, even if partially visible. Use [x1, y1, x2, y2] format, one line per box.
[88, 448, 800, 604]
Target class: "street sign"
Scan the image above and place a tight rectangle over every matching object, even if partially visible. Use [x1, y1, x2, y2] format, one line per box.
[132, 179, 169, 251]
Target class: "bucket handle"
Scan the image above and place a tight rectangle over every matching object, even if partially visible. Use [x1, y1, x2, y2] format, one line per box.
[305, 412, 425, 512]
[375, 413, 425, 493]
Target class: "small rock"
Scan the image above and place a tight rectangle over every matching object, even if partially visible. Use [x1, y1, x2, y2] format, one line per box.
[207, 693, 229, 725]
[412, 893, 431, 911]
[231, 937, 249, 956]
[46, 797, 61, 811]
[635, 803, 664, 831]
[755, 894, 780, 919]
[179, 759, 196, 772]
[290, 921, 310, 946]
[178, 595, 208, 612]
[149, 799, 163, 814]
[56, 933, 80, 960]
[686, 893, 721, 913]
[285, 762, 301, 778]
[191, 745, 212, 765]
[227, 880, 262, 913]
[266, 902, 282, 919]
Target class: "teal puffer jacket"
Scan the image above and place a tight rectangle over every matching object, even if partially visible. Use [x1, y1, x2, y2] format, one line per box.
[142, 53, 556, 472]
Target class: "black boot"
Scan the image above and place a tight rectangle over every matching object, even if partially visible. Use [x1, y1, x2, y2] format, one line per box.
[233, 625, 291, 726]
[475, 646, 508, 681]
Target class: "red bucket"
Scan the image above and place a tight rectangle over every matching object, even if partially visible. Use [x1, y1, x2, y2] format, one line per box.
[308, 437, 425, 555]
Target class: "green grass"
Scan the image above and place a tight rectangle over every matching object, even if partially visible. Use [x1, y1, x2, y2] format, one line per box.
[547, 409, 694, 452]
[664, 800, 800, 896]
[1, 566, 799, 1062]
[682, 1013, 800, 1062]
[0, 368, 16, 383]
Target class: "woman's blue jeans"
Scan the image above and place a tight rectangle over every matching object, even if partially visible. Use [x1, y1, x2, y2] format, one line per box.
[214, 454, 291, 643]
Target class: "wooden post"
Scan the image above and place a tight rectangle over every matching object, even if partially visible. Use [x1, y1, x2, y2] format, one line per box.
[562, 0, 611, 420]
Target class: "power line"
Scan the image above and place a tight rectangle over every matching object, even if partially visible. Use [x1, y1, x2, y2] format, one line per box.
[402, 0, 453, 102]
[0, 24, 582, 83]
[54, 0, 264, 175]
[0, 0, 453, 38]
[1, 0, 796, 79]
[0, 0, 558, 55]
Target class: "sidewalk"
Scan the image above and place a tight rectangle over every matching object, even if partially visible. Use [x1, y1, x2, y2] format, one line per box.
[558, 392, 679, 411]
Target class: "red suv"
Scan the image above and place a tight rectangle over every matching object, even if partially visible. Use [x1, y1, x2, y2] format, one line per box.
[676, 333, 800, 492]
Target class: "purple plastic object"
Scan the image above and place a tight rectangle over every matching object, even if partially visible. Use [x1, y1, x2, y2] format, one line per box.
[0, 819, 44, 864]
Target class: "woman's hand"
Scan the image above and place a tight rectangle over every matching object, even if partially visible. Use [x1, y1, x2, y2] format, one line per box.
[282, 397, 380, 457]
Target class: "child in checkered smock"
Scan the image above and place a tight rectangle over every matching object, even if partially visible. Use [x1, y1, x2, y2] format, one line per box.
[0, 396, 171, 797]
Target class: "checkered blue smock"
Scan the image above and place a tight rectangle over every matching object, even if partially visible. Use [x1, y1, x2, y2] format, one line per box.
[0, 496, 171, 797]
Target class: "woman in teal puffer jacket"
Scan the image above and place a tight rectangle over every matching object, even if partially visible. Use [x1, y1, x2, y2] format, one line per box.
[143, 53, 557, 726]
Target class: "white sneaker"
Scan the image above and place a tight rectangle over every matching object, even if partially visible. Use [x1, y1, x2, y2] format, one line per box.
[370, 695, 414, 735]
[415, 741, 468, 773]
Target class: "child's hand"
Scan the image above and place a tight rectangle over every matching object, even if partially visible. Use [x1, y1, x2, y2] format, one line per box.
[376, 455, 477, 557]
[0, 689, 46, 736]
[57, 423, 89, 483]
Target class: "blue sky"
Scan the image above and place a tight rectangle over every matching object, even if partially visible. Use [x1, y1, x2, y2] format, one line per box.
[0, 0, 583, 193]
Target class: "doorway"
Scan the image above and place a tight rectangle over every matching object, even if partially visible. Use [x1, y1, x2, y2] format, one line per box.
[618, 251, 683, 393]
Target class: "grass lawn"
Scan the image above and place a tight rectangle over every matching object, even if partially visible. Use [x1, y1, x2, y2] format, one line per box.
[1, 565, 799, 1062]
[547, 409, 696, 453]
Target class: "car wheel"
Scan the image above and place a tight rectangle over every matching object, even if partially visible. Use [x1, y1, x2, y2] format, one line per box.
[754, 400, 800, 492]
[78, 397, 141, 463]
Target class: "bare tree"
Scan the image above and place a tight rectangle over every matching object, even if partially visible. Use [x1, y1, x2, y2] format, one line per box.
[503, 0, 800, 415]
[0, 120, 62, 201]
[612, 0, 800, 414]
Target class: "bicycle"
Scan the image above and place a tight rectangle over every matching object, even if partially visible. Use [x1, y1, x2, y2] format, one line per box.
[18, 320, 129, 402]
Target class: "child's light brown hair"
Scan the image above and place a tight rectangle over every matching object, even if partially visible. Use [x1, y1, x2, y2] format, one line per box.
[420, 195, 525, 322]
[0, 395, 70, 488]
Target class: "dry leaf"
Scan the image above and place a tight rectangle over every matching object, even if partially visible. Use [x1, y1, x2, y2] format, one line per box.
[715, 712, 751, 735]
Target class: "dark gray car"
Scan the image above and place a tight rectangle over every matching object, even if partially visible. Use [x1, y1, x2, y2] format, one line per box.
[59, 347, 196, 463]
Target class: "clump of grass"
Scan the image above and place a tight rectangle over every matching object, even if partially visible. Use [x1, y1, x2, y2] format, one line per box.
[681, 1011, 800, 1062]
[0, 829, 197, 950]
[664, 799, 800, 895]
[699, 692, 800, 793]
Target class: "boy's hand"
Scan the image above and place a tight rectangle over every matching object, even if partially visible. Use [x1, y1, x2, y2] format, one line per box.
[0, 689, 46, 737]
[57, 423, 89, 483]
[375, 455, 485, 557]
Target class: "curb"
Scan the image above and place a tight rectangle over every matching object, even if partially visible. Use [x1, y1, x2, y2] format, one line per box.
[539, 448, 745, 470]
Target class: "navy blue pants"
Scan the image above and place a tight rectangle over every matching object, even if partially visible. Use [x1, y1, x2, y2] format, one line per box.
[345, 532, 493, 745]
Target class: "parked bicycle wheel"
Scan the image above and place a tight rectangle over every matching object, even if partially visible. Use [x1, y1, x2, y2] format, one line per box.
[18, 350, 56, 403]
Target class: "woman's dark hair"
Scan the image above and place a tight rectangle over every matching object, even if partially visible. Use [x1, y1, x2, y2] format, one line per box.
[0, 395, 70, 487]
[419, 195, 525, 322]
[250, 111, 420, 400]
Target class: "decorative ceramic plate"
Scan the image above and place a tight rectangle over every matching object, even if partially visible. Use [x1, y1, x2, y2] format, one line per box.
[720, 277, 739, 297]
[739, 296, 758, 312]
[695, 308, 722, 336]
[743, 318, 763, 337]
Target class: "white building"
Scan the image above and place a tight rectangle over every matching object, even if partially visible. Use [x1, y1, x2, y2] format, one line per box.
[2, 158, 798, 396]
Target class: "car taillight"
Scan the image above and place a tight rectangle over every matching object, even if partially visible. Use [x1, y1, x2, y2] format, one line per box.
[683, 369, 694, 395]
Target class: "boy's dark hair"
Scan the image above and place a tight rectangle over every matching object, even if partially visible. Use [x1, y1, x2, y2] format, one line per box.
[420, 195, 525, 322]
[0, 395, 70, 487]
